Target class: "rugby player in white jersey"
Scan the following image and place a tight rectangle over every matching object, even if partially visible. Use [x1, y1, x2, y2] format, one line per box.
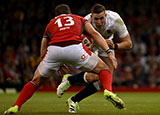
[57, 4, 132, 113]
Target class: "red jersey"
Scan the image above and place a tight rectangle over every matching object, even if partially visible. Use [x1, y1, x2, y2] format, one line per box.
[43, 14, 88, 45]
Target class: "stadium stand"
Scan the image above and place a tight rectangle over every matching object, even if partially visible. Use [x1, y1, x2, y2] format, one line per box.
[0, 0, 160, 92]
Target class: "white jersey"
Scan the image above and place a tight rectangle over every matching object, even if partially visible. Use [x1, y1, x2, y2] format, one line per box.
[85, 10, 129, 57]
[85, 10, 128, 40]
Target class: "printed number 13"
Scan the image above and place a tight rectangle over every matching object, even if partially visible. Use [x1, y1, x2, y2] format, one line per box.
[55, 16, 75, 27]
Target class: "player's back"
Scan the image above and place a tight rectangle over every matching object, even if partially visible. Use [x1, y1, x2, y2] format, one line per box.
[45, 14, 87, 45]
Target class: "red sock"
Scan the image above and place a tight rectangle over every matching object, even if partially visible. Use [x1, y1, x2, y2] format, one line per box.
[99, 69, 112, 91]
[13, 81, 37, 110]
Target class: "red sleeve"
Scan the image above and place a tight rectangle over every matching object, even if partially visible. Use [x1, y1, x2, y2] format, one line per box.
[43, 24, 51, 40]
[82, 18, 88, 24]
[43, 19, 54, 39]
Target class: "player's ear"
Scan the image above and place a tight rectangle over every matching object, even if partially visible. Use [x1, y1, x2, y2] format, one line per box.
[105, 13, 107, 17]
[91, 14, 94, 20]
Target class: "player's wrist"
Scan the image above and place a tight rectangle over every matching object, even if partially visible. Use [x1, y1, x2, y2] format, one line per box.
[105, 49, 111, 55]
[114, 43, 118, 50]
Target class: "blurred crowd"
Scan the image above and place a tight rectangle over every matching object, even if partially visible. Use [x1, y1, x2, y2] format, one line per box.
[0, 0, 160, 91]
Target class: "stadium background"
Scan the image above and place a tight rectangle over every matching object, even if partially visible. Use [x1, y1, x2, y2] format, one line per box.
[0, 0, 160, 92]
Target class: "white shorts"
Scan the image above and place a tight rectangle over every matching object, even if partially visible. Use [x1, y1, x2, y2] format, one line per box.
[38, 43, 98, 77]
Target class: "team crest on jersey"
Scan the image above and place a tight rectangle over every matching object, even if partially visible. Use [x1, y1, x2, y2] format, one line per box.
[107, 30, 112, 33]
[81, 54, 88, 61]
[104, 30, 112, 39]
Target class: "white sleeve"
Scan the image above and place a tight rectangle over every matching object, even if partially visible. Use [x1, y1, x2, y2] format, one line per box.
[84, 13, 91, 19]
[113, 16, 128, 38]
[84, 13, 92, 23]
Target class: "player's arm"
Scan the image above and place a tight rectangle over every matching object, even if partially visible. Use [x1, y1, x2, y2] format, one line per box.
[84, 22, 110, 52]
[40, 37, 48, 59]
[84, 22, 117, 69]
[116, 33, 132, 50]
[106, 33, 132, 50]
[111, 15, 133, 50]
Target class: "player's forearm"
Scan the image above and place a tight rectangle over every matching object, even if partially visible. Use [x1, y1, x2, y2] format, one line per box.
[116, 41, 132, 50]
[40, 37, 48, 59]
[84, 22, 110, 51]
[92, 31, 110, 51]
[116, 34, 132, 50]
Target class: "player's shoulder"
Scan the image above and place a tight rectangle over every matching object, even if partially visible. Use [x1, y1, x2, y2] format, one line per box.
[84, 13, 91, 20]
[106, 10, 126, 27]
[71, 14, 88, 23]
[84, 13, 92, 23]
[106, 10, 121, 20]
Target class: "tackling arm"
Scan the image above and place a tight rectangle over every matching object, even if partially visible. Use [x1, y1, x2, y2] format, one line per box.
[84, 22, 110, 52]
[84, 22, 117, 69]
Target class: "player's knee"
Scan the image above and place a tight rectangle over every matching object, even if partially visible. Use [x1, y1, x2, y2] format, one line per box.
[32, 74, 46, 87]
[95, 64, 108, 73]
[99, 65, 111, 74]
[107, 64, 115, 75]
[31, 77, 40, 87]
[109, 68, 114, 75]
[85, 73, 99, 82]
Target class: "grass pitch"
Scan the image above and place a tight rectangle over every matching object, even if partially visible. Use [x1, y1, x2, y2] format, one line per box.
[1, 92, 160, 115]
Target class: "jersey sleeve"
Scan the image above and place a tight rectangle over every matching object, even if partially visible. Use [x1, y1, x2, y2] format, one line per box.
[84, 13, 92, 23]
[113, 14, 128, 38]
[82, 17, 88, 24]
[43, 24, 51, 39]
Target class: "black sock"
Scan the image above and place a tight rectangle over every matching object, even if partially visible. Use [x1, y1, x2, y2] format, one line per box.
[68, 72, 85, 85]
[71, 82, 100, 103]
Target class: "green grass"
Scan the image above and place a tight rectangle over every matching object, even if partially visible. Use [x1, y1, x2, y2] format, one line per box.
[1, 92, 160, 115]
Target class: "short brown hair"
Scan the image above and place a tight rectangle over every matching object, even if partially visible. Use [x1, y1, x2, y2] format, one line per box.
[55, 4, 71, 16]
[91, 4, 106, 14]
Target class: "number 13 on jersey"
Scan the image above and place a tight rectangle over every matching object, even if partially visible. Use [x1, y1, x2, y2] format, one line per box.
[55, 16, 75, 28]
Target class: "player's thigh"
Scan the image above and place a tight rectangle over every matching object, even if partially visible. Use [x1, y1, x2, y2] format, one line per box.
[92, 57, 109, 73]
[37, 46, 63, 79]
[80, 53, 109, 74]
[79, 53, 98, 72]
[34, 61, 56, 87]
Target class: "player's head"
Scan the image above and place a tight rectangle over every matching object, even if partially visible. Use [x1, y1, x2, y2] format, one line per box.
[55, 4, 71, 16]
[91, 4, 106, 29]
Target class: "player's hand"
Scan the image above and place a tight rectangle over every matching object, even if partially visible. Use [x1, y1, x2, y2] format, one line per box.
[107, 53, 118, 69]
[57, 64, 72, 76]
[106, 40, 114, 49]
